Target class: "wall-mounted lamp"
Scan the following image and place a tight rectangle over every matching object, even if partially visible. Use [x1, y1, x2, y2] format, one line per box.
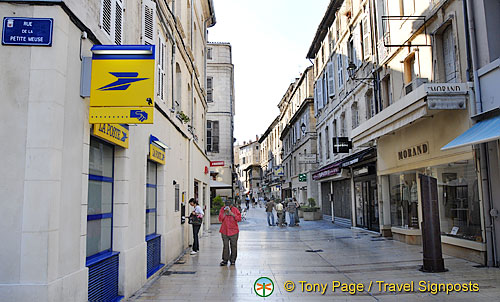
[300, 123, 306, 135]
[347, 62, 375, 84]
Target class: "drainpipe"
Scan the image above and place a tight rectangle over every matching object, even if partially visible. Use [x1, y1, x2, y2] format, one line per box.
[465, 0, 496, 266]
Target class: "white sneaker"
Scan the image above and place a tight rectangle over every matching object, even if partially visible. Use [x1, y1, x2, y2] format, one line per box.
[190, 251, 198, 255]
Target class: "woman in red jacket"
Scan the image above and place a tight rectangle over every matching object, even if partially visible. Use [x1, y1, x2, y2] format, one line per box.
[219, 201, 242, 266]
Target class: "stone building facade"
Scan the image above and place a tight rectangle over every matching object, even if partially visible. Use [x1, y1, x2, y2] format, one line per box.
[0, 0, 215, 301]
[206, 42, 235, 199]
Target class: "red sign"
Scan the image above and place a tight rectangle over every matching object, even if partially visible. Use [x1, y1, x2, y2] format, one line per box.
[204, 166, 209, 174]
[210, 161, 225, 167]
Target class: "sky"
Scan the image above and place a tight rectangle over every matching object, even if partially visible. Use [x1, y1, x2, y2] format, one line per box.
[208, 0, 330, 144]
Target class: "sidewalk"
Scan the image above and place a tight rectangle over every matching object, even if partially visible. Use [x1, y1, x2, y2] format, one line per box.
[128, 207, 500, 301]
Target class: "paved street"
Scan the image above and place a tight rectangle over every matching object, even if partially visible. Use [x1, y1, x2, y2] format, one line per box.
[128, 208, 500, 301]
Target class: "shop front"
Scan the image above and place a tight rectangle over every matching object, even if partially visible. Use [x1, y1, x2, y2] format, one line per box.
[377, 110, 486, 264]
[353, 163, 379, 232]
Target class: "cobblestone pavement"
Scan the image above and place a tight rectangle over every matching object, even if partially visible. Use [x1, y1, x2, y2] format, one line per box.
[128, 206, 500, 301]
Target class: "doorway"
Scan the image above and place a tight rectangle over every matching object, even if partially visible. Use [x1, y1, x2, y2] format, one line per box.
[355, 178, 379, 232]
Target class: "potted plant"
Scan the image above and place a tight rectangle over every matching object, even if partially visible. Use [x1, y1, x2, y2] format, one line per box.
[210, 196, 224, 224]
[302, 198, 322, 221]
[176, 111, 190, 124]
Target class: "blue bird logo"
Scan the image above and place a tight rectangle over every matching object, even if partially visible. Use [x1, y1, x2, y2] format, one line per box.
[98, 72, 149, 91]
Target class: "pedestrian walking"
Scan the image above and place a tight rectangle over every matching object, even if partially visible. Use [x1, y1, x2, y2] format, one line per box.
[219, 201, 241, 266]
[287, 198, 297, 227]
[275, 200, 284, 227]
[265, 198, 275, 226]
[292, 197, 300, 226]
[245, 196, 250, 210]
[188, 198, 204, 255]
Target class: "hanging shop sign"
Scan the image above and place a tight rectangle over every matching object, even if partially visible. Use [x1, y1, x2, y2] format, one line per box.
[89, 45, 155, 124]
[398, 142, 429, 161]
[149, 143, 165, 164]
[273, 166, 284, 177]
[92, 124, 129, 148]
[210, 161, 225, 167]
[2, 17, 53, 46]
[332, 137, 352, 153]
[298, 173, 307, 182]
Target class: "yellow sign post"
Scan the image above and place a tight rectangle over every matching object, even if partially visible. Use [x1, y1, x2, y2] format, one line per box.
[89, 45, 155, 124]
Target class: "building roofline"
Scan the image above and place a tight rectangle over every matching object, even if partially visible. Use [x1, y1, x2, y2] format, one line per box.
[259, 116, 280, 143]
[280, 99, 314, 140]
[207, 0, 216, 27]
[306, 0, 343, 59]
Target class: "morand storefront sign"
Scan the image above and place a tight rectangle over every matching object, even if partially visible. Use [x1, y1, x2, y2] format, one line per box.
[398, 142, 429, 161]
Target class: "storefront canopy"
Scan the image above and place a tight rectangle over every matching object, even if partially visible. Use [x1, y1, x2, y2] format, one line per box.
[441, 115, 500, 150]
[209, 179, 232, 189]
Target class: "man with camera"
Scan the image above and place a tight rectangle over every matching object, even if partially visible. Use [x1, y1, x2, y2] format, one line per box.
[219, 201, 242, 266]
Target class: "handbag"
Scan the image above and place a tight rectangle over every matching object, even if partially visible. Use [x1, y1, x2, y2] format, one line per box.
[188, 213, 203, 225]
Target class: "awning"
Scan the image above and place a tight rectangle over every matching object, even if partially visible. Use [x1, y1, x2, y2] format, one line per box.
[209, 180, 232, 189]
[441, 115, 500, 150]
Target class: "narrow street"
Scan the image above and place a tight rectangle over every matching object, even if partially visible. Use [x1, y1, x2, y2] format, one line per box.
[129, 209, 500, 302]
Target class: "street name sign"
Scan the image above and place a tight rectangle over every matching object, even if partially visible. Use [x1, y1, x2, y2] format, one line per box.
[89, 45, 155, 124]
[2, 17, 53, 46]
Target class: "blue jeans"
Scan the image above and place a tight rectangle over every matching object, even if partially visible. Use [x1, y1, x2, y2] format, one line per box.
[288, 212, 296, 226]
[266, 212, 275, 226]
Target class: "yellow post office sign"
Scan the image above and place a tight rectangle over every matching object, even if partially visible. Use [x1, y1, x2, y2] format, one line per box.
[89, 45, 155, 124]
[92, 124, 129, 148]
[149, 143, 166, 165]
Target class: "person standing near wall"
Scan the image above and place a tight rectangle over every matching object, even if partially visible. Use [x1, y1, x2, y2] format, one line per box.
[287, 198, 297, 227]
[189, 198, 204, 255]
[219, 201, 242, 266]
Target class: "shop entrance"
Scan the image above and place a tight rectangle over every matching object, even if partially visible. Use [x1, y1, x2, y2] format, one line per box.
[355, 178, 379, 232]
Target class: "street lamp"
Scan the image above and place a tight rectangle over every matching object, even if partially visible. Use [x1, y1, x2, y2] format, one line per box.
[300, 123, 306, 135]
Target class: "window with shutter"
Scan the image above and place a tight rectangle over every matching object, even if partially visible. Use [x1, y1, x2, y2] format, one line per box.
[314, 84, 318, 116]
[327, 61, 335, 97]
[362, 17, 371, 59]
[101, 0, 112, 36]
[317, 78, 324, 110]
[142, 0, 156, 45]
[157, 35, 166, 101]
[442, 25, 456, 83]
[206, 121, 212, 152]
[322, 73, 328, 106]
[212, 121, 219, 153]
[337, 54, 344, 89]
[114, 0, 123, 45]
[207, 77, 213, 102]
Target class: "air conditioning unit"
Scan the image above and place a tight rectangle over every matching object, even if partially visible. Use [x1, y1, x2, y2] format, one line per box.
[405, 78, 428, 95]
[405, 82, 413, 95]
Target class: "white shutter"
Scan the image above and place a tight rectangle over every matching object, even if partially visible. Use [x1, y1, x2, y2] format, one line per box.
[362, 16, 371, 59]
[354, 27, 362, 68]
[114, 0, 124, 45]
[157, 34, 166, 100]
[337, 54, 343, 89]
[100, 0, 112, 36]
[327, 61, 335, 96]
[314, 84, 318, 116]
[142, 0, 156, 45]
[317, 78, 324, 110]
[322, 73, 328, 106]
[443, 25, 456, 83]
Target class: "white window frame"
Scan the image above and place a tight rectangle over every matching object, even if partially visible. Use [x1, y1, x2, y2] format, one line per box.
[142, 0, 156, 45]
[100, 0, 124, 45]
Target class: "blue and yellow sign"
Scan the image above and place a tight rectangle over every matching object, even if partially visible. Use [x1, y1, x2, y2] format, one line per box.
[89, 45, 155, 124]
[92, 124, 129, 148]
[149, 143, 166, 165]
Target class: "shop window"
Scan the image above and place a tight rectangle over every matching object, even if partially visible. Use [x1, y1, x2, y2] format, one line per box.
[87, 137, 120, 302]
[146, 161, 157, 236]
[389, 172, 419, 229]
[87, 137, 114, 257]
[424, 160, 482, 242]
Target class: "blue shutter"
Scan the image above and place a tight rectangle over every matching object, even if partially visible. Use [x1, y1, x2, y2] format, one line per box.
[88, 253, 121, 302]
[147, 235, 163, 278]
